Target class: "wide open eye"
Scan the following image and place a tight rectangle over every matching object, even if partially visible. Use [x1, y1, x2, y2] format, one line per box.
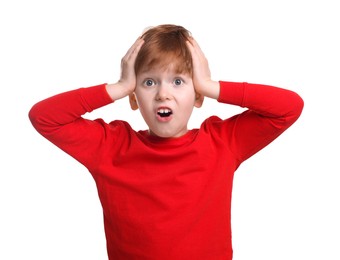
[144, 79, 155, 87]
[174, 78, 183, 86]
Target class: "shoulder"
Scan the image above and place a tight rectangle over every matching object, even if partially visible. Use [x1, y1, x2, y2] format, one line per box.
[198, 114, 244, 141]
[89, 119, 136, 139]
[106, 119, 135, 133]
[199, 115, 228, 138]
[200, 115, 234, 131]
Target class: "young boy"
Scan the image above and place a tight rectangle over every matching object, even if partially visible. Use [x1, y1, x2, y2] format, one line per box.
[29, 24, 304, 259]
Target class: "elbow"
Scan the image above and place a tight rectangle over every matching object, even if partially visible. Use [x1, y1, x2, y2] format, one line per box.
[28, 104, 38, 127]
[28, 102, 45, 133]
[293, 92, 304, 119]
[285, 91, 304, 124]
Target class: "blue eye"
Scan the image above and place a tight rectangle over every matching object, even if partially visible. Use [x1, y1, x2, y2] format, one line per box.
[144, 79, 155, 87]
[174, 78, 183, 86]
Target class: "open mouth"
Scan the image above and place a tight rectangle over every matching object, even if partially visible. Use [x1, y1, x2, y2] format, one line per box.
[157, 108, 173, 118]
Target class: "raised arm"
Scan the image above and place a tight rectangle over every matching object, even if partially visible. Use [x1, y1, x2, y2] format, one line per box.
[28, 84, 115, 168]
[216, 81, 304, 162]
[187, 37, 304, 163]
[28, 37, 144, 168]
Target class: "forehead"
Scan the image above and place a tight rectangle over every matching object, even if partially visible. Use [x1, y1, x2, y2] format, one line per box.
[137, 63, 191, 78]
[136, 47, 192, 74]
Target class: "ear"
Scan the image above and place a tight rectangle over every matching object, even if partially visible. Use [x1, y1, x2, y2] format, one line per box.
[194, 92, 204, 108]
[129, 93, 139, 110]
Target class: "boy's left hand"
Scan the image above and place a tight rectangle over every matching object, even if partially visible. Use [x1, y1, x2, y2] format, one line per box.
[186, 38, 220, 99]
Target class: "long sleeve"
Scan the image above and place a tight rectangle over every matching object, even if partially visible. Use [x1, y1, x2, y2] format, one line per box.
[211, 81, 304, 163]
[28, 83, 115, 169]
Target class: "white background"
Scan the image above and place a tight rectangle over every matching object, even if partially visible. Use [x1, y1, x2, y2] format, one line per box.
[1, 0, 339, 259]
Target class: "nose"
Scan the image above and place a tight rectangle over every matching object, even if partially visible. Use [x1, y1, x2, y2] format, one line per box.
[155, 83, 172, 101]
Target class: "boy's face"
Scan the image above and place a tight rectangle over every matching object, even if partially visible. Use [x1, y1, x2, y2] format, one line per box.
[130, 65, 203, 138]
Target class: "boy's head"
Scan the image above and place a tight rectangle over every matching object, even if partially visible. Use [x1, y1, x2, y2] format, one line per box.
[130, 24, 203, 138]
[134, 24, 193, 77]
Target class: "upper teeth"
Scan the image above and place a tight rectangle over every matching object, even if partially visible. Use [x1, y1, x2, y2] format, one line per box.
[158, 109, 172, 114]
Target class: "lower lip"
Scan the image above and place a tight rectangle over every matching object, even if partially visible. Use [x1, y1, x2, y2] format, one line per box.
[156, 114, 173, 122]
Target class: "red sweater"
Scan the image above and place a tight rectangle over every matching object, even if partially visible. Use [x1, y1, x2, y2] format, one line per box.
[29, 81, 303, 259]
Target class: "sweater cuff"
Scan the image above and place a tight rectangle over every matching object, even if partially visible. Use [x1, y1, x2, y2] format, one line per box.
[217, 81, 246, 107]
[80, 83, 114, 112]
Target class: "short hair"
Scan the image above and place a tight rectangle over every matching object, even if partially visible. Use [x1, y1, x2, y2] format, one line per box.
[134, 24, 193, 76]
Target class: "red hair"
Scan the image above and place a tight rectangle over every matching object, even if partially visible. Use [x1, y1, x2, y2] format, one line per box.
[134, 24, 193, 76]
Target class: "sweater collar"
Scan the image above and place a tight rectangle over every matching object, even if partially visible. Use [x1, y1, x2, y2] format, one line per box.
[137, 129, 198, 148]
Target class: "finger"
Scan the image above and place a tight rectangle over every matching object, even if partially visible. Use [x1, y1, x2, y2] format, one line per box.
[187, 38, 205, 62]
[124, 37, 143, 60]
[186, 39, 199, 61]
[191, 38, 206, 59]
[124, 37, 144, 60]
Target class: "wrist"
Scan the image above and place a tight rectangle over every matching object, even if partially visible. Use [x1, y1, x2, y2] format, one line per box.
[105, 82, 132, 101]
[200, 81, 220, 99]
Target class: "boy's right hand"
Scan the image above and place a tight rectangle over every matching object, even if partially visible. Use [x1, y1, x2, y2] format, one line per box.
[106, 37, 144, 101]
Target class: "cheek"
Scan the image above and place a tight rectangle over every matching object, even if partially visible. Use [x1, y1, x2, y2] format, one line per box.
[136, 99, 151, 115]
[181, 89, 196, 106]
[178, 95, 196, 115]
[135, 94, 153, 117]
[135, 89, 150, 107]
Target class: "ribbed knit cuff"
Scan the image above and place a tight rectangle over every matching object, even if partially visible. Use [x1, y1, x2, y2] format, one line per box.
[80, 83, 114, 112]
[217, 81, 246, 107]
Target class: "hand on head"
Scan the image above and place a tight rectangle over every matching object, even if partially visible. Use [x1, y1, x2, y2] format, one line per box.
[186, 37, 219, 99]
[118, 37, 145, 94]
[106, 37, 144, 101]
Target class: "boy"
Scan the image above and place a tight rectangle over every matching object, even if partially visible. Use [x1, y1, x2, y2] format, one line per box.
[29, 24, 304, 259]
